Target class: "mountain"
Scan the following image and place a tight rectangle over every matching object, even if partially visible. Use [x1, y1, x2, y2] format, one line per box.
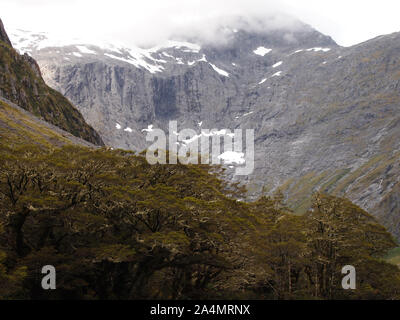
[8, 22, 335, 150]
[8, 21, 400, 239]
[0, 19, 104, 146]
[1, 18, 400, 300]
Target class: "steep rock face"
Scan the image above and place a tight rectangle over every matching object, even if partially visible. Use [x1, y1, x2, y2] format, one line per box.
[10, 24, 400, 239]
[0, 20, 104, 146]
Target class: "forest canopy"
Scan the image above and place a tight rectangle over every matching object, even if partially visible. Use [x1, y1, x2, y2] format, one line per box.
[0, 144, 399, 300]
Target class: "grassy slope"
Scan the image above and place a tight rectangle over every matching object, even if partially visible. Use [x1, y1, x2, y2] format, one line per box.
[385, 247, 400, 267]
[0, 98, 97, 149]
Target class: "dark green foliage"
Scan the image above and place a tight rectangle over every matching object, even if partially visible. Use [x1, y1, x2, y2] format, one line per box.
[0, 145, 243, 299]
[0, 143, 399, 300]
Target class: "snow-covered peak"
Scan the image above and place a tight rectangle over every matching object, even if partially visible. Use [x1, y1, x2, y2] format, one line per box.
[8, 28, 204, 74]
[9, 28, 70, 53]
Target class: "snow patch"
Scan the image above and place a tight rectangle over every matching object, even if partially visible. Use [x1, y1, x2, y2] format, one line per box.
[115, 123, 122, 130]
[259, 78, 267, 84]
[272, 71, 282, 77]
[181, 129, 236, 145]
[124, 127, 133, 133]
[253, 47, 272, 56]
[272, 61, 283, 68]
[76, 45, 96, 54]
[107, 45, 123, 55]
[243, 111, 254, 117]
[209, 63, 229, 77]
[142, 125, 154, 133]
[104, 53, 164, 73]
[162, 52, 174, 58]
[307, 47, 331, 52]
[218, 151, 245, 165]
[197, 54, 207, 62]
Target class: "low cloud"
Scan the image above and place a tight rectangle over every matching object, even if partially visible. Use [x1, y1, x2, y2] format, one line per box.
[2, 0, 400, 47]
[1, 0, 305, 47]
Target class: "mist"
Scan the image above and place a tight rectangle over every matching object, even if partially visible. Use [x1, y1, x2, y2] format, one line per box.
[1, 0, 297, 47]
[2, 0, 400, 47]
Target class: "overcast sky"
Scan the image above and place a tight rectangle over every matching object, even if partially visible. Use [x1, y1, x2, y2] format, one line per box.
[1, 0, 400, 47]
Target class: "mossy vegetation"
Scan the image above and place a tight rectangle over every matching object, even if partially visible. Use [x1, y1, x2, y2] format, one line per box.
[0, 40, 103, 146]
[385, 248, 400, 266]
[0, 99, 80, 148]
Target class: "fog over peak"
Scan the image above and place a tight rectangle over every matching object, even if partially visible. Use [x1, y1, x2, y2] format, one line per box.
[164, 13, 314, 47]
[2, 0, 400, 47]
[1, 0, 304, 47]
